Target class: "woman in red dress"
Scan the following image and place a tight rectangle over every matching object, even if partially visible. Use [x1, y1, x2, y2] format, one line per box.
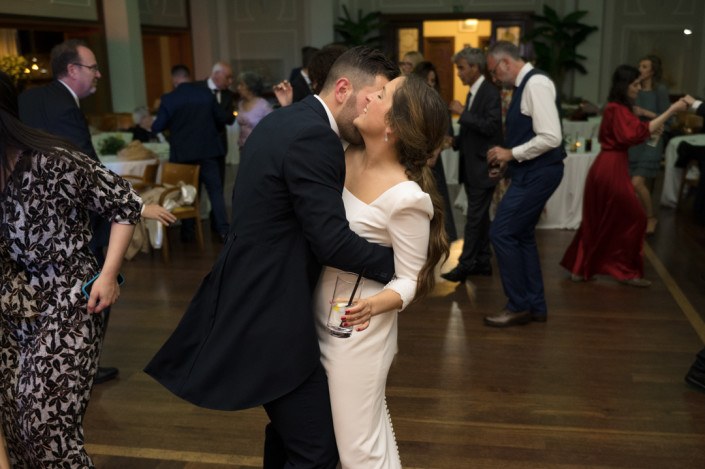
[561, 65, 686, 286]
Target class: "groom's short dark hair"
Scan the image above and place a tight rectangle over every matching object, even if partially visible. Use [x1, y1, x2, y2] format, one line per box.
[319, 46, 399, 94]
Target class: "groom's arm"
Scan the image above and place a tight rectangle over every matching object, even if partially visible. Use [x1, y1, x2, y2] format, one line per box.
[284, 126, 394, 284]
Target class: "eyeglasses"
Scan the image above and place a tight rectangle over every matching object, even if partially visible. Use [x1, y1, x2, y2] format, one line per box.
[489, 59, 503, 77]
[71, 63, 99, 73]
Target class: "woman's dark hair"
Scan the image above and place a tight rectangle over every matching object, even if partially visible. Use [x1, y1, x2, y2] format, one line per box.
[607, 65, 640, 108]
[0, 71, 80, 190]
[387, 75, 450, 300]
[640, 54, 663, 83]
[412, 61, 440, 93]
[237, 71, 265, 97]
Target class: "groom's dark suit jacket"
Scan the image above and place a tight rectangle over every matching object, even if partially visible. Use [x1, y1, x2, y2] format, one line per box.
[145, 95, 395, 410]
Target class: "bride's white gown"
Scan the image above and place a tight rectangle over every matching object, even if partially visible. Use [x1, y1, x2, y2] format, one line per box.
[314, 182, 432, 469]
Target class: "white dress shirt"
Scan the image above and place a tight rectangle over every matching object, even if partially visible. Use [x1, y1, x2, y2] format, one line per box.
[58, 79, 80, 107]
[468, 74, 485, 110]
[511, 63, 563, 162]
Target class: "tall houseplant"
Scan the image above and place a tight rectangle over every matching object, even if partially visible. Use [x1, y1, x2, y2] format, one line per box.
[523, 5, 598, 99]
[334, 6, 382, 48]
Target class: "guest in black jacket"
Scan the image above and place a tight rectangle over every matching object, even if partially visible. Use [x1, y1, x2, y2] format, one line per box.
[194, 62, 236, 182]
[290, 46, 319, 103]
[441, 47, 503, 282]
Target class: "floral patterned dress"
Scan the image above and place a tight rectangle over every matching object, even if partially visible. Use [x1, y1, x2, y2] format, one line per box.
[0, 147, 141, 468]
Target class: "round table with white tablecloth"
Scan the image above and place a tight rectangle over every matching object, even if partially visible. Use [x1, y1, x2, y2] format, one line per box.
[562, 117, 601, 149]
[537, 151, 598, 229]
[453, 150, 599, 230]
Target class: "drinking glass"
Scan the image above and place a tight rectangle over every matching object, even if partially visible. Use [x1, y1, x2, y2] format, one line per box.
[326, 272, 363, 338]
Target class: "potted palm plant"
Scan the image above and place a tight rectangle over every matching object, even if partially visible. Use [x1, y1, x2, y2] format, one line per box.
[522, 5, 599, 100]
[334, 6, 382, 48]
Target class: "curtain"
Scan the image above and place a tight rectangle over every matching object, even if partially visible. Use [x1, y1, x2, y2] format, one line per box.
[0, 29, 19, 57]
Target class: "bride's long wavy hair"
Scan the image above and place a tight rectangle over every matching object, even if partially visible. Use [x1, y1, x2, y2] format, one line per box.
[387, 75, 450, 301]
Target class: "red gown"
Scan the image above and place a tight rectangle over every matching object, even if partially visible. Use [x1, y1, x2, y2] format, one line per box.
[561, 102, 651, 280]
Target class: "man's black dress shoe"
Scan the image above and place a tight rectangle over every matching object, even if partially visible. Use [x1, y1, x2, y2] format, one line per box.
[94, 366, 119, 384]
[483, 309, 531, 328]
[441, 264, 492, 282]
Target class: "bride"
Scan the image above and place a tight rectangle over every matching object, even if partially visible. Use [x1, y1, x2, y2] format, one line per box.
[314, 75, 450, 468]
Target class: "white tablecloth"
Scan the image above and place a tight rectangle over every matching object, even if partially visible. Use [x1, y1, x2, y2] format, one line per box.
[453, 151, 598, 229]
[537, 151, 598, 229]
[440, 147, 459, 184]
[659, 134, 705, 208]
[226, 122, 241, 165]
[100, 142, 169, 178]
[440, 118, 461, 184]
[100, 156, 160, 177]
[562, 117, 601, 141]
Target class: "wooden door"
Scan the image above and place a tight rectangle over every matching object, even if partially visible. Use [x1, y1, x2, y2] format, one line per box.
[423, 36, 455, 106]
[141, 32, 193, 111]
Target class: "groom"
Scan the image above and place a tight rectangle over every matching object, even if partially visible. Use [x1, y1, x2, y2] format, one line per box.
[145, 46, 399, 468]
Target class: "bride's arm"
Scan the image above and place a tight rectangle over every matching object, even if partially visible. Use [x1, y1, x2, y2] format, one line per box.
[342, 190, 433, 331]
[341, 289, 402, 331]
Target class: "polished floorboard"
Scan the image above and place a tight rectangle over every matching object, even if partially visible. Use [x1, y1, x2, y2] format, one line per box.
[84, 172, 705, 468]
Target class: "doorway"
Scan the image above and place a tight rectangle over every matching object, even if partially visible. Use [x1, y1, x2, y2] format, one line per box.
[383, 12, 532, 105]
[423, 36, 455, 105]
[141, 29, 193, 110]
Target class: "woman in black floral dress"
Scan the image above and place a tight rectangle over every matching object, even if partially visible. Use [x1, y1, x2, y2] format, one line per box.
[0, 71, 143, 467]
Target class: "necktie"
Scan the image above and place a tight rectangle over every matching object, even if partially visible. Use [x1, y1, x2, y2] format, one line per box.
[466, 91, 473, 110]
[213, 88, 221, 104]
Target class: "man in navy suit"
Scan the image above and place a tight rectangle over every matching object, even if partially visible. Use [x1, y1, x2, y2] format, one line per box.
[442, 47, 503, 283]
[152, 65, 231, 240]
[193, 62, 236, 183]
[484, 41, 565, 328]
[18, 39, 119, 384]
[289, 46, 319, 103]
[146, 47, 399, 468]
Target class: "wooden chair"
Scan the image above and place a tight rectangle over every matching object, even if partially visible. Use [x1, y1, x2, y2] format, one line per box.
[99, 112, 134, 131]
[122, 162, 159, 192]
[157, 162, 204, 262]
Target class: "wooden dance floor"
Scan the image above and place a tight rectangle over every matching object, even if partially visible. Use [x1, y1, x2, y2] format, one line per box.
[84, 191, 705, 468]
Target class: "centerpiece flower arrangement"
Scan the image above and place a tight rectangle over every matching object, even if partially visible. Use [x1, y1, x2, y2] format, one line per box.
[0, 55, 30, 86]
[99, 135, 127, 155]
